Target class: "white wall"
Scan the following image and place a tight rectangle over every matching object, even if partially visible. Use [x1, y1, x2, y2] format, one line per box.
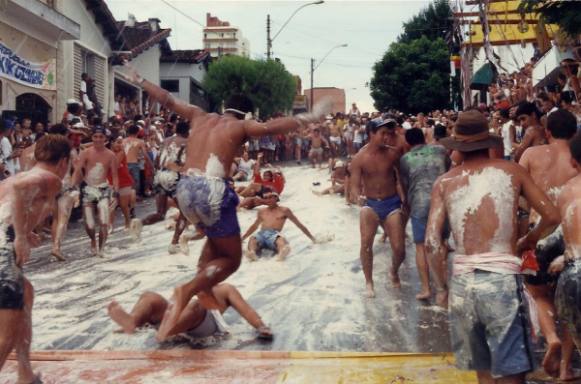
[117, 46, 161, 86]
[55, 0, 112, 117]
[472, 44, 535, 75]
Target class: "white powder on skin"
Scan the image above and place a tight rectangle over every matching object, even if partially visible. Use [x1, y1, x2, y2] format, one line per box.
[97, 199, 110, 228]
[159, 142, 180, 168]
[84, 206, 95, 229]
[447, 168, 515, 254]
[205, 153, 225, 178]
[86, 163, 105, 186]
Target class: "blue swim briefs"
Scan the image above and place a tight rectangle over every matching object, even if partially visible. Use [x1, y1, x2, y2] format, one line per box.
[365, 194, 402, 222]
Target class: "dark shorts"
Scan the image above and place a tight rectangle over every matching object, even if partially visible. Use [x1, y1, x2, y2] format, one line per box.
[525, 227, 565, 286]
[556, 259, 581, 348]
[176, 174, 240, 238]
[450, 271, 534, 378]
[411, 216, 427, 244]
[0, 226, 23, 310]
[365, 194, 401, 222]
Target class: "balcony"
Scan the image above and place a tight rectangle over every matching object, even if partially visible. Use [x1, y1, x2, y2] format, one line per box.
[0, 0, 80, 46]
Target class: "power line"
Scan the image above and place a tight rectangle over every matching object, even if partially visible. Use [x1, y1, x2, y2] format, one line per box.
[160, 0, 204, 28]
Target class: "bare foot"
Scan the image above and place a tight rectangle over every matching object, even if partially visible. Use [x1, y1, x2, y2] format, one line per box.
[389, 269, 401, 288]
[197, 290, 221, 310]
[179, 234, 190, 255]
[129, 218, 142, 241]
[50, 250, 66, 262]
[435, 290, 448, 309]
[107, 301, 136, 334]
[90, 241, 97, 256]
[257, 325, 274, 341]
[276, 245, 291, 261]
[560, 363, 580, 381]
[366, 282, 376, 298]
[157, 286, 191, 341]
[543, 340, 562, 378]
[246, 250, 258, 261]
[415, 289, 431, 301]
[312, 190, 323, 196]
[16, 372, 41, 384]
[168, 243, 180, 254]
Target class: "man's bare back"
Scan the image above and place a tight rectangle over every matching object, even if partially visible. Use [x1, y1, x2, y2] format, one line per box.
[123, 136, 147, 164]
[559, 177, 581, 259]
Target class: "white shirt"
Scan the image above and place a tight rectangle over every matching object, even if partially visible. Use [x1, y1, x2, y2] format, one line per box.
[238, 159, 255, 175]
[501, 121, 513, 157]
[0, 137, 15, 175]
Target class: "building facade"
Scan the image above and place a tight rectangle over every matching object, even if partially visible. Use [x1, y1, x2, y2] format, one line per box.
[304, 87, 346, 114]
[160, 50, 211, 110]
[203, 13, 250, 58]
[0, 0, 79, 124]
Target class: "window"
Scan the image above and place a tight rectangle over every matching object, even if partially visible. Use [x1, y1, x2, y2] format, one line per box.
[73, 44, 105, 106]
[161, 80, 179, 93]
[0, 80, 2, 105]
[204, 33, 207, 39]
[220, 33, 224, 37]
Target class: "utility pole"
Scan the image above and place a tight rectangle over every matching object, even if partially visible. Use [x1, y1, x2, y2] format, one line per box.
[266, 14, 272, 60]
[310, 58, 314, 111]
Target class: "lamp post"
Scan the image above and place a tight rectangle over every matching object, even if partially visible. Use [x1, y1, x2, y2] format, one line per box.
[310, 43, 348, 111]
[267, 0, 324, 60]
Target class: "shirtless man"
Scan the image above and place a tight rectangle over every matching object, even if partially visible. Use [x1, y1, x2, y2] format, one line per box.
[242, 192, 316, 261]
[123, 124, 152, 195]
[73, 128, 119, 256]
[426, 110, 560, 384]
[119, 62, 329, 341]
[349, 118, 406, 298]
[313, 160, 347, 196]
[555, 133, 581, 381]
[0, 135, 70, 383]
[308, 127, 328, 169]
[49, 125, 80, 261]
[107, 283, 273, 341]
[513, 101, 546, 162]
[143, 121, 188, 227]
[518, 108, 579, 378]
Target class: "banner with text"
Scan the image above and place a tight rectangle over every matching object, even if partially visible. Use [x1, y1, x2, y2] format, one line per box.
[0, 42, 56, 90]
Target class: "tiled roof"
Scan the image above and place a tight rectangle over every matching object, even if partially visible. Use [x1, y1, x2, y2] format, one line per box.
[115, 20, 172, 57]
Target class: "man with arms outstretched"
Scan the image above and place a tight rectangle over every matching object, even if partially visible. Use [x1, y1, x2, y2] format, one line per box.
[349, 118, 406, 298]
[120, 62, 329, 341]
[0, 134, 71, 383]
[426, 110, 560, 384]
[242, 192, 316, 261]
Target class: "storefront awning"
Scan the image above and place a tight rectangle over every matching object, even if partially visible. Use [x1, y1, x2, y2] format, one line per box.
[470, 62, 496, 90]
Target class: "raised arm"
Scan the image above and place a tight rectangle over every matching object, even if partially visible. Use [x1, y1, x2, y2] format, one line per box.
[285, 208, 315, 242]
[120, 61, 204, 121]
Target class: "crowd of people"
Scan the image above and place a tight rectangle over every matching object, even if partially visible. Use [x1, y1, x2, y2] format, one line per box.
[0, 52, 581, 384]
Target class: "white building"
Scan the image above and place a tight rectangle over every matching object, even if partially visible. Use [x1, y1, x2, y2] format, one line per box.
[160, 50, 211, 110]
[203, 13, 250, 58]
[0, 0, 80, 124]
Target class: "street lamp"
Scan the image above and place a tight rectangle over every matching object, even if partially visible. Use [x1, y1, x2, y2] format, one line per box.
[267, 1, 324, 60]
[310, 43, 348, 110]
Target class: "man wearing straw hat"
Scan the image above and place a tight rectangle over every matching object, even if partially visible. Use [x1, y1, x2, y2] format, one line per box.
[426, 110, 560, 383]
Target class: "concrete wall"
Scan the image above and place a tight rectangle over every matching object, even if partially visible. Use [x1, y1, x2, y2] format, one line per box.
[55, 0, 113, 117]
[0, 21, 57, 122]
[160, 62, 207, 104]
[117, 46, 161, 86]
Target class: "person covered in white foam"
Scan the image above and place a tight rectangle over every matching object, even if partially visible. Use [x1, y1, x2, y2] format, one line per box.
[72, 127, 119, 257]
[107, 283, 273, 341]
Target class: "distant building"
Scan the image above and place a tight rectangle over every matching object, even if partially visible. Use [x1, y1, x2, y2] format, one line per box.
[203, 13, 250, 58]
[160, 49, 211, 110]
[304, 87, 345, 114]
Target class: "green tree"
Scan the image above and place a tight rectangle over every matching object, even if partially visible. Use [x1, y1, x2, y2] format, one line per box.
[398, 0, 453, 45]
[519, 0, 581, 39]
[203, 55, 296, 118]
[370, 36, 450, 113]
